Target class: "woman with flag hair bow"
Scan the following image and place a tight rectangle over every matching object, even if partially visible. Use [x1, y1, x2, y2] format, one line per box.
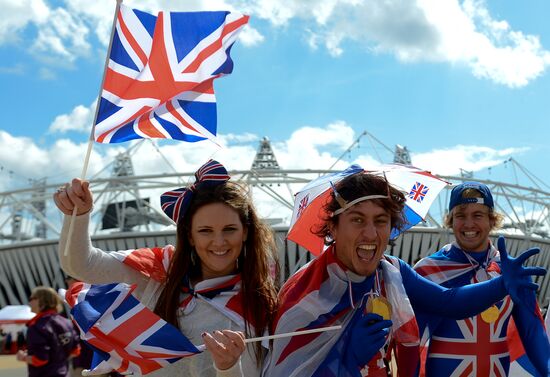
[54, 159, 279, 377]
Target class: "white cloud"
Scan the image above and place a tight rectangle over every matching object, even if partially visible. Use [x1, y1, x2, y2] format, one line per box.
[13, 103, 535, 190]
[0, 131, 108, 192]
[410, 144, 529, 176]
[38, 67, 56, 80]
[219, 132, 259, 144]
[274, 120, 355, 169]
[0, 0, 50, 43]
[1, 0, 263, 72]
[238, 25, 265, 46]
[2, 0, 548, 85]
[414, 0, 550, 87]
[0, 1, 91, 66]
[245, 0, 550, 87]
[49, 102, 96, 134]
[0, 63, 25, 75]
[32, 7, 91, 62]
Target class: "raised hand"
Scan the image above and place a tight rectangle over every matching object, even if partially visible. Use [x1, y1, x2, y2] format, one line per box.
[348, 313, 392, 366]
[53, 178, 93, 216]
[498, 236, 546, 309]
[202, 330, 246, 371]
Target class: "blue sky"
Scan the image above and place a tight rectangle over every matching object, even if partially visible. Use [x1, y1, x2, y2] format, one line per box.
[1, 0, 549, 195]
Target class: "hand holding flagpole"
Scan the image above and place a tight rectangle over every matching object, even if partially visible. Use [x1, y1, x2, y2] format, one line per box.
[62, 0, 123, 256]
[198, 325, 343, 349]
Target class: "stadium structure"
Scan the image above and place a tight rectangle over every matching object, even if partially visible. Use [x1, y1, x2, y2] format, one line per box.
[0, 132, 549, 309]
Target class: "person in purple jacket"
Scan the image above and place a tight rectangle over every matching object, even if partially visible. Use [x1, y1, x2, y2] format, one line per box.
[16, 286, 80, 377]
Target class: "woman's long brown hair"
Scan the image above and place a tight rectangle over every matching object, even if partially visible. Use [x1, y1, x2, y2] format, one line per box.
[153, 182, 279, 364]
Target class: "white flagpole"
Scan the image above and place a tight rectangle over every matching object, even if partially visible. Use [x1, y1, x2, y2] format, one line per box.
[243, 325, 342, 343]
[63, 0, 123, 256]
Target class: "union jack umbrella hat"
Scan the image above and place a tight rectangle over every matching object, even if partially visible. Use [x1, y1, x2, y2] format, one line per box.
[288, 163, 450, 255]
[161, 159, 230, 223]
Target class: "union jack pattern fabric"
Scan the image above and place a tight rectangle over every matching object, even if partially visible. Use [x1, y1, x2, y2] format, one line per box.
[408, 182, 429, 203]
[66, 282, 202, 375]
[94, 4, 249, 143]
[264, 246, 419, 377]
[160, 159, 230, 223]
[296, 194, 309, 219]
[414, 243, 547, 377]
[110, 245, 250, 326]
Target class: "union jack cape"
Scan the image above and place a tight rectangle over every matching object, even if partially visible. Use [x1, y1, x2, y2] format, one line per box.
[413, 243, 547, 377]
[94, 4, 249, 143]
[264, 246, 420, 377]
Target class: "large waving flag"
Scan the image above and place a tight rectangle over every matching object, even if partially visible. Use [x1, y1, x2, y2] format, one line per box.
[66, 282, 202, 375]
[94, 4, 249, 143]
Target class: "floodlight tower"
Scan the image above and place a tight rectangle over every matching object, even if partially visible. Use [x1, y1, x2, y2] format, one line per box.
[31, 178, 47, 239]
[251, 137, 281, 171]
[100, 150, 149, 232]
[393, 145, 412, 165]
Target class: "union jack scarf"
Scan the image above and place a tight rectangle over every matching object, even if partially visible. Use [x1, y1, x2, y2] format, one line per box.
[413, 242, 545, 377]
[265, 246, 419, 377]
[111, 246, 250, 327]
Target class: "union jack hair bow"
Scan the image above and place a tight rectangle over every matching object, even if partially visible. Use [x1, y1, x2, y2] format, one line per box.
[161, 159, 230, 223]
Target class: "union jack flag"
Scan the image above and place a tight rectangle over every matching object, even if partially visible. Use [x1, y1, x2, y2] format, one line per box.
[296, 194, 309, 219]
[427, 297, 513, 377]
[66, 282, 202, 375]
[408, 181, 429, 203]
[94, 4, 249, 143]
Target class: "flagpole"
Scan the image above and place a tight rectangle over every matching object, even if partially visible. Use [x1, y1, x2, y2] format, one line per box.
[243, 325, 342, 343]
[63, 0, 123, 256]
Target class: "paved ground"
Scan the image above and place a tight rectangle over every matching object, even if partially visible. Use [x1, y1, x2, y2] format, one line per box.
[0, 355, 26, 377]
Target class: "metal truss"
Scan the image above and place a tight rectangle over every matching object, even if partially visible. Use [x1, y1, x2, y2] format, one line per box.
[0, 167, 548, 243]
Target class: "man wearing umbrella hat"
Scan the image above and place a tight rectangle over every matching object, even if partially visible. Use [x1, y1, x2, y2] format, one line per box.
[264, 171, 546, 377]
[414, 182, 549, 376]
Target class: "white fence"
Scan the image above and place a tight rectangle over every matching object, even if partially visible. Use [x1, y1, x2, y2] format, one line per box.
[0, 228, 548, 309]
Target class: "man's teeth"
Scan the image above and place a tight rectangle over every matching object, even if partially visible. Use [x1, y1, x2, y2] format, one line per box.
[358, 245, 376, 250]
[357, 245, 376, 260]
[464, 231, 477, 237]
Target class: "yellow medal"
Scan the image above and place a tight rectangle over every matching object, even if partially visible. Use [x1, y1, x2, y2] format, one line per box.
[365, 296, 392, 320]
[480, 305, 499, 323]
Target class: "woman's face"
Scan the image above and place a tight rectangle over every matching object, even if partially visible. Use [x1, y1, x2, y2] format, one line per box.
[189, 202, 247, 280]
[29, 294, 40, 313]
